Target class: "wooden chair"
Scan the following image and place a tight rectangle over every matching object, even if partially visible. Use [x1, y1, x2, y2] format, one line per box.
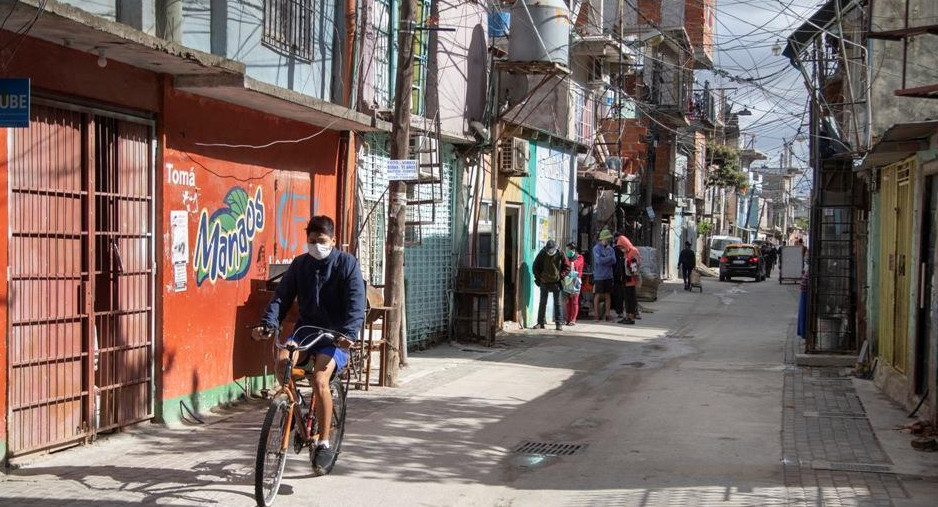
[355, 283, 391, 390]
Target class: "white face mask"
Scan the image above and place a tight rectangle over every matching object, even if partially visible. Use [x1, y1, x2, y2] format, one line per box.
[547, 248, 558, 256]
[307, 243, 333, 260]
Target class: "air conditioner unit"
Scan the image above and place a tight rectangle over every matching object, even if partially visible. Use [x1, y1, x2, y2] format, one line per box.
[684, 198, 696, 214]
[498, 137, 530, 176]
[409, 134, 437, 179]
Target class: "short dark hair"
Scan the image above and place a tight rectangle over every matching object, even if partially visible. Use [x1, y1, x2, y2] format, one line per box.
[685, 241, 691, 247]
[305, 216, 335, 237]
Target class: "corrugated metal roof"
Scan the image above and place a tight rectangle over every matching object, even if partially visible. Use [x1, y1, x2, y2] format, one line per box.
[858, 120, 938, 170]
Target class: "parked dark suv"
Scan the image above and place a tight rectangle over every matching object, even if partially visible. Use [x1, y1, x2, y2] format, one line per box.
[719, 244, 766, 282]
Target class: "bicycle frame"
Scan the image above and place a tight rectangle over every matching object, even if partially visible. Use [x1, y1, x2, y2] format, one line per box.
[265, 325, 343, 453]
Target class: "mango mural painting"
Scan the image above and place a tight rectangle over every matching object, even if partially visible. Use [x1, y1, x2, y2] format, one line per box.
[193, 186, 267, 285]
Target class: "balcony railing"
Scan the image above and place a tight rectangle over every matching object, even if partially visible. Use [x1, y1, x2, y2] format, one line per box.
[690, 87, 722, 126]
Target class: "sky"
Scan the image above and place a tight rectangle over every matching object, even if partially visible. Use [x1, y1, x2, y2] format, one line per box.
[708, 0, 825, 194]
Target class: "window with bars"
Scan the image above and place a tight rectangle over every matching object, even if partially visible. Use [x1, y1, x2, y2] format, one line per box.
[412, 0, 432, 116]
[262, 0, 315, 61]
[373, 0, 393, 109]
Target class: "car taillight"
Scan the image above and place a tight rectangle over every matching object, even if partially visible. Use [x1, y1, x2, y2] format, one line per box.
[749, 257, 759, 264]
[719, 256, 728, 263]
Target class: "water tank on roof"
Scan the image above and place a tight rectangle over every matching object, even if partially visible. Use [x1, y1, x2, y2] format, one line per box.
[489, 11, 510, 38]
[508, 0, 570, 65]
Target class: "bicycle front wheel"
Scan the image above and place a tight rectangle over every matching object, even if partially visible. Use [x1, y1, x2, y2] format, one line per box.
[255, 397, 291, 507]
[320, 377, 348, 474]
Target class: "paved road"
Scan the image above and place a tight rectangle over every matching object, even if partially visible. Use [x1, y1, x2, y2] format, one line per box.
[2, 278, 934, 506]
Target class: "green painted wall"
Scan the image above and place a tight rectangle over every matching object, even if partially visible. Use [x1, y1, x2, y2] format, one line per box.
[0, 440, 6, 467]
[157, 374, 274, 425]
[520, 141, 541, 327]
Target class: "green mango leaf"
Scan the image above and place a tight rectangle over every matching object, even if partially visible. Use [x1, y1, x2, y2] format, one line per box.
[225, 188, 249, 217]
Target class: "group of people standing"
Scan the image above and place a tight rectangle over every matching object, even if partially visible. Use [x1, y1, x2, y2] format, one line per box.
[591, 229, 642, 325]
[531, 228, 642, 330]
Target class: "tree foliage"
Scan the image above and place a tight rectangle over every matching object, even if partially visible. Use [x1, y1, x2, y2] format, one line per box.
[705, 142, 746, 191]
[697, 219, 714, 237]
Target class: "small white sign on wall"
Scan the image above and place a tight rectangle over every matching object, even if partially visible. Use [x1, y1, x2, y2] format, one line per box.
[387, 159, 418, 180]
[171, 210, 189, 292]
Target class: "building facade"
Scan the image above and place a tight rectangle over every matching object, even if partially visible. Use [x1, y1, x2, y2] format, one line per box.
[0, 0, 383, 462]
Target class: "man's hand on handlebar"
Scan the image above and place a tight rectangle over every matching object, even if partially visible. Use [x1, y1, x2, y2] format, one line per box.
[251, 324, 274, 341]
[334, 336, 354, 350]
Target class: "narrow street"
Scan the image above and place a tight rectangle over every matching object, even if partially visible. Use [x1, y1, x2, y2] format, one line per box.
[2, 279, 933, 506]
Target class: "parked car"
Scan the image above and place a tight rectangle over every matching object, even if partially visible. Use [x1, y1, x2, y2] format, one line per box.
[708, 235, 743, 267]
[719, 243, 766, 282]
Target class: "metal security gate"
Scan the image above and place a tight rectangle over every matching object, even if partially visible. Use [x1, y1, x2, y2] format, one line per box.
[7, 102, 154, 456]
[877, 158, 915, 372]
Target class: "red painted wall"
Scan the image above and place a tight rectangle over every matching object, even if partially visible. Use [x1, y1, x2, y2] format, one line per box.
[159, 88, 343, 401]
[3, 34, 161, 113]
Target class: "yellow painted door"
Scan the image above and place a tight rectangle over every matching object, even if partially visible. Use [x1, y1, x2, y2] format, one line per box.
[879, 165, 896, 366]
[893, 161, 914, 373]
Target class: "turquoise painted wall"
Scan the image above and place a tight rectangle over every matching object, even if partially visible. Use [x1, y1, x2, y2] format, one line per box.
[519, 141, 540, 327]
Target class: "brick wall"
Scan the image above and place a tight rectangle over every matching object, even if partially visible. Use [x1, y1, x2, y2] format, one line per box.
[637, 0, 661, 25]
[685, 0, 715, 64]
[652, 138, 673, 197]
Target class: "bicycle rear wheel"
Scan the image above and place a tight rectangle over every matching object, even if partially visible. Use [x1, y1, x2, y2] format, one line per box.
[255, 397, 291, 507]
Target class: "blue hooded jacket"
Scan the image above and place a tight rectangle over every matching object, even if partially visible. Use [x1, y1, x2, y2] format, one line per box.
[592, 242, 616, 281]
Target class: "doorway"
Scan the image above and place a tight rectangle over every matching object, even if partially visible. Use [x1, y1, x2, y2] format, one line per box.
[915, 175, 936, 396]
[7, 102, 155, 457]
[503, 205, 521, 322]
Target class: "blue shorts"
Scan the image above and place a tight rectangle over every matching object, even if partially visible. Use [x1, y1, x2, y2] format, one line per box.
[299, 343, 349, 373]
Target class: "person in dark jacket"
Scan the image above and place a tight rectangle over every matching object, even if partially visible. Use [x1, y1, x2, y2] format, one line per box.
[533, 239, 570, 330]
[678, 241, 696, 291]
[255, 215, 365, 476]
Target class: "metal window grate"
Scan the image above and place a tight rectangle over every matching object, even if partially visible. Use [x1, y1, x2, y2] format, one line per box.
[262, 0, 314, 61]
[373, 0, 393, 109]
[513, 441, 587, 456]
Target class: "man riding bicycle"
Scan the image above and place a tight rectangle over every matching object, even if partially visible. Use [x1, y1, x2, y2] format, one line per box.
[253, 215, 366, 476]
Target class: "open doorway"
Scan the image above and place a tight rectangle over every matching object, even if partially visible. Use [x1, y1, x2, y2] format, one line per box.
[915, 174, 936, 396]
[504, 205, 522, 322]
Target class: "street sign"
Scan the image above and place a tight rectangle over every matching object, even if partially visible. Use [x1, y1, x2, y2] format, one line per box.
[387, 159, 418, 180]
[0, 78, 30, 128]
[646, 206, 656, 219]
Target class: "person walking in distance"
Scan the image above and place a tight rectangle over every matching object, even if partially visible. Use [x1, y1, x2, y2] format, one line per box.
[620, 236, 641, 325]
[591, 229, 616, 321]
[678, 241, 696, 291]
[562, 242, 585, 326]
[763, 243, 778, 277]
[532, 239, 570, 331]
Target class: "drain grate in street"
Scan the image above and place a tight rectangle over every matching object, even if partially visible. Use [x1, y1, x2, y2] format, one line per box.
[803, 410, 867, 419]
[513, 441, 586, 456]
[812, 461, 895, 474]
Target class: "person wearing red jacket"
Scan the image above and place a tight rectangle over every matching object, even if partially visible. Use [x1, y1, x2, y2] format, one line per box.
[563, 242, 585, 325]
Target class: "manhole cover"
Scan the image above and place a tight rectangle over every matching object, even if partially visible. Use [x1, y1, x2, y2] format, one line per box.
[513, 441, 586, 456]
[813, 461, 894, 474]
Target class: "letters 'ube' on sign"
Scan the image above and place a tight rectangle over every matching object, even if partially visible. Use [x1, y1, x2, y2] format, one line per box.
[0, 78, 30, 128]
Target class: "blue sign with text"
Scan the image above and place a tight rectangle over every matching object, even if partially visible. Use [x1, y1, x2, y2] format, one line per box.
[0, 78, 31, 128]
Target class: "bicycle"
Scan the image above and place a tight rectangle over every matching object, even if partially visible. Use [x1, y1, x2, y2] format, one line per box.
[253, 325, 350, 507]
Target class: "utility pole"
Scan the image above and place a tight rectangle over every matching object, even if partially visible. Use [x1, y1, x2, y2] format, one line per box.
[384, 0, 418, 386]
